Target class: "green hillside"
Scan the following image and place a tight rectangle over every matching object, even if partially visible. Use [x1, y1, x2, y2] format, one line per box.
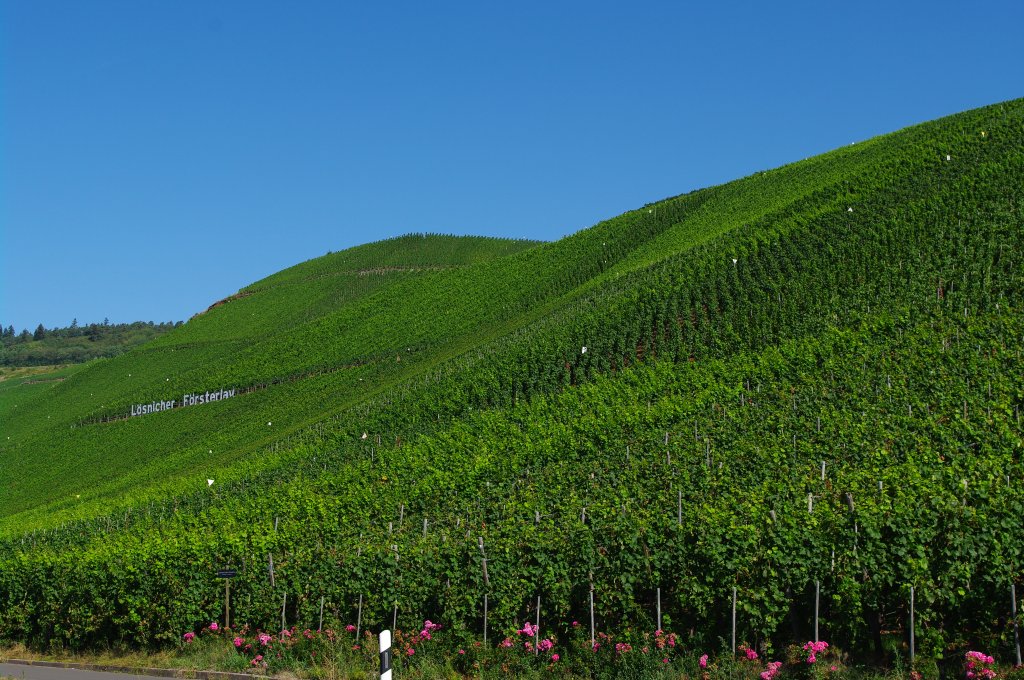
[1, 99, 1022, 668]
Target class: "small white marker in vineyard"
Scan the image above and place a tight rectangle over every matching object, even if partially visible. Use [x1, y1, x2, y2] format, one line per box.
[732, 258, 737, 265]
[361, 432, 368, 439]
[207, 479, 214, 486]
[946, 155, 951, 161]
[847, 207, 854, 213]
[581, 346, 587, 354]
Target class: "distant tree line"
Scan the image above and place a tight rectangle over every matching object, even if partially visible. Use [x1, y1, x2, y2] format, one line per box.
[0, 319, 181, 366]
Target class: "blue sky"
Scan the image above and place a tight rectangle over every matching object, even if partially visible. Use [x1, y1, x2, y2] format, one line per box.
[2, 0, 1021, 332]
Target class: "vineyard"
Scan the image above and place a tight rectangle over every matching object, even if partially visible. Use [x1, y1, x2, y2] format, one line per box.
[1, 99, 1022, 674]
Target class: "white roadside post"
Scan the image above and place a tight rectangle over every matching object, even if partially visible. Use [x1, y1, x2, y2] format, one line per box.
[379, 629, 393, 679]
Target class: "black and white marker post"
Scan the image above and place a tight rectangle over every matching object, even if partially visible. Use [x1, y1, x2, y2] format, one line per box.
[379, 629, 393, 680]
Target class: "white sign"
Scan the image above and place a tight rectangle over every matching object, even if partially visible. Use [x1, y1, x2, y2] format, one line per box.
[129, 387, 237, 417]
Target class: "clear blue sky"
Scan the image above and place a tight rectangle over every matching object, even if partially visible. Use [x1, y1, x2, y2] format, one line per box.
[2, 0, 1021, 332]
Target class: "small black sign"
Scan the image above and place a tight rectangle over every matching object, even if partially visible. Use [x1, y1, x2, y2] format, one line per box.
[216, 569, 237, 578]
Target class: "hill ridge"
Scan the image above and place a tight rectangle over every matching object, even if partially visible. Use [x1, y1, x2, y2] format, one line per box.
[0, 98, 1022, 659]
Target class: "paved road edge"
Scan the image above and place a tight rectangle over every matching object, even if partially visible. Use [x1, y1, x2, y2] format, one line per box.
[0, 659, 269, 680]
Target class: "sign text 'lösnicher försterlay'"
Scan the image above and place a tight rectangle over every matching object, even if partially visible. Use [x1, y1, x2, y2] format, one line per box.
[130, 388, 237, 417]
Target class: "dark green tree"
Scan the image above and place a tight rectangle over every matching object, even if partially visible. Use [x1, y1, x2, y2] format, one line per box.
[33, 324, 46, 341]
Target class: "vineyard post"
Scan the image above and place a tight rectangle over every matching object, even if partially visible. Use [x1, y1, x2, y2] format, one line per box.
[909, 586, 915, 665]
[731, 586, 737, 656]
[535, 595, 541, 655]
[677, 490, 682, 525]
[356, 594, 363, 641]
[477, 536, 489, 643]
[590, 574, 595, 649]
[392, 604, 398, 631]
[318, 596, 324, 632]
[225, 578, 230, 630]
[657, 587, 662, 632]
[1013, 584, 1022, 666]
[281, 593, 287, 638]
[814, 580, 820, 642]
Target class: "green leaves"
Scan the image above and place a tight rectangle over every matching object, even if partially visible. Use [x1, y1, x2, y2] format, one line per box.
[1, 99, 1023, 657]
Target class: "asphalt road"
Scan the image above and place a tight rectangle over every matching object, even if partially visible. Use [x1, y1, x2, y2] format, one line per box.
[0, 665, 174, 680]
